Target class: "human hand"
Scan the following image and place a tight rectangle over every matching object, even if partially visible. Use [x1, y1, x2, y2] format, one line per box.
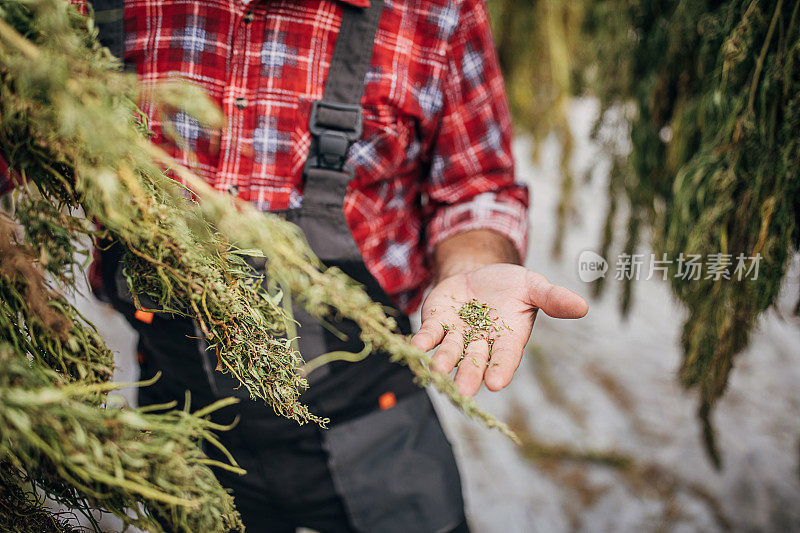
[411, 264, 588, 397]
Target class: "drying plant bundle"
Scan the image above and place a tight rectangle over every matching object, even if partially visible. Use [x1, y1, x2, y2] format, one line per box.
[1, 160, 244, 530]
[491, 0, 800, 466]
[581, 0, 800, 466]
[0, 344, 244, 532]
[0, 0, 515, 529]
[0, 0, 315, 423]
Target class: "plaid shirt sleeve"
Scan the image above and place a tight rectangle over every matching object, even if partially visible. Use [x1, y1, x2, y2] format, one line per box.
[423, 0, 529, 258]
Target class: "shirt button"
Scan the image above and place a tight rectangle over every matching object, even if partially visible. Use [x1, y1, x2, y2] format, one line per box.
[228, 185, 239, 197]
[243, 11, 254, 24]
[234, 97, 247, 110]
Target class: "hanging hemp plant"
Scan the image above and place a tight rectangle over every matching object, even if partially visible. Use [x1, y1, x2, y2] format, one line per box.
[494, 0, 800, 465]
[0, 0, 517, 530]
[490, 0, 800, 467]
[579, 0, 800, 467]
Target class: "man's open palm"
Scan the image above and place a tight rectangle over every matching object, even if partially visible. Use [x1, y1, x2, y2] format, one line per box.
[411, 264, 588, 397]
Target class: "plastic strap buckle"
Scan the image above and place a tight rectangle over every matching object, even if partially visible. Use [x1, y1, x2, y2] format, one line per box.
[307, 101, 363, 174]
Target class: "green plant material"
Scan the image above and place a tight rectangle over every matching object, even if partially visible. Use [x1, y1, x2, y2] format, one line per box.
[491, 0, 800, 466]
[457, 299, 496, 334]
[0, 467, 82, 533]
[0, 0, 319, 425]
[577, 0, 800, 467]
[1, 0, 514, 435]
[518, 433, 633, 469]
[0, 212, 114, 385]
[0, 344, 244, 532]
[0, 0, 520, 528]
[160, 154, 520, 443]
[454, 298, 499, 357]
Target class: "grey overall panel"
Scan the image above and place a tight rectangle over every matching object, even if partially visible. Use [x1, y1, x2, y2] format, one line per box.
[323, 392, 466, 533]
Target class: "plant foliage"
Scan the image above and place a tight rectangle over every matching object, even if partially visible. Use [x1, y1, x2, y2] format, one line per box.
[491, 0, 800, 466]
[0, 0, 516, 529]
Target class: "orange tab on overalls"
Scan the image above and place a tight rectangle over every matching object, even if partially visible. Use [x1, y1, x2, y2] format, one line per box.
[134, 309, 154, 324]
[378, 392, 397, 410]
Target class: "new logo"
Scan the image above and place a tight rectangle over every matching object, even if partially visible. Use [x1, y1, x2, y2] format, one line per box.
[578, 250, 608, 282]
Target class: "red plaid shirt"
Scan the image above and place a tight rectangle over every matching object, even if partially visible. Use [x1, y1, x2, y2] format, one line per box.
[11, 0, 529, 312]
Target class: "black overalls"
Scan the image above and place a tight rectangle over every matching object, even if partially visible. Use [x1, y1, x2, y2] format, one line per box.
[90, 1, 466, 531]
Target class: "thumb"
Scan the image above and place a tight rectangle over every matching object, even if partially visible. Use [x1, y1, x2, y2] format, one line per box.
[524, 271, 589, 319]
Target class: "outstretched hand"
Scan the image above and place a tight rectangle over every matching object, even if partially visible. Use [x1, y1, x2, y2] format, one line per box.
[411, 264, 588, 397]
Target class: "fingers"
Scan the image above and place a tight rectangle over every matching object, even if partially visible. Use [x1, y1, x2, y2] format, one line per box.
[525, 271, 589, 319]
[484, 335, 524, 392]
[430, 331, 465, 374]
[454, 338, 490, 397]
[411, 320, 446, 352]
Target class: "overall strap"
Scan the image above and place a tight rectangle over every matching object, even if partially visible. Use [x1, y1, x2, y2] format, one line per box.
[302, 0, 384, 209]
[87, 0, 126, 64]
